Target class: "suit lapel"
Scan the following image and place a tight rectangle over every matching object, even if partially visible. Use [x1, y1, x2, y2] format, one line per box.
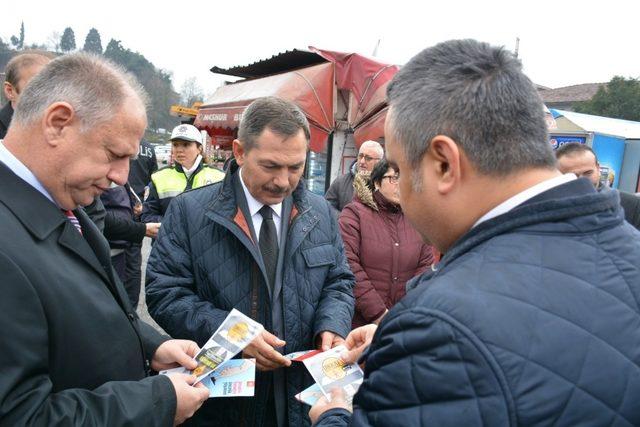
[0, 161, 126, 307]
[57, 209, 123, 300]
[272, 196, 292, 301]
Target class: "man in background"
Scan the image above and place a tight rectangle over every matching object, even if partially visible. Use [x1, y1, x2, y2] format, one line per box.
[1, 51, 51, 139]
[556, 142, 640, 229]
[325, 140, 383, 212]
[125, 139, 158, 307]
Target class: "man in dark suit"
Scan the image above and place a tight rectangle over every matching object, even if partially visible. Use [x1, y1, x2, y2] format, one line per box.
[556, 142, 640, 230]
[0, 52, 209, 425]
[0, 51, 51, 139]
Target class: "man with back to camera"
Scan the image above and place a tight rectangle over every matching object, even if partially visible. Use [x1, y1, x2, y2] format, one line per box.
[556, 142, 640, 230]
[146, 96, 355, 427]
[310, 39, 640, 426]
[0, 52, 209, 426]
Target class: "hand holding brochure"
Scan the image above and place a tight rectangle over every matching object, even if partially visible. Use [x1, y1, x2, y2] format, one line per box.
[201, 359, 256, 397]
[161, 359, 257, 398]
[191, 309, 263, 382]
[301, 345, 364, 408]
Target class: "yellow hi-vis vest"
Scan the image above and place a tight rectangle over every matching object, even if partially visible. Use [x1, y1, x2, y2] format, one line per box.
[151, 166, 224, 200]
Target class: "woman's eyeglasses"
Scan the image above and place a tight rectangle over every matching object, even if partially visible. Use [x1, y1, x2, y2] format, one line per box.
[382, 175, 399, 184]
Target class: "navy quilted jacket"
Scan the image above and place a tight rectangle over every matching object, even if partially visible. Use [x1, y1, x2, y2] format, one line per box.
[146, 165, 355, 427]
[316, 179, 640, 427]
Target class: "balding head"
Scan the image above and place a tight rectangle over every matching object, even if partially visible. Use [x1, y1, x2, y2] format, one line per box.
[13, 52, 148, 132]
[3, 51, 52, 107]
[4, 53, 148, 210]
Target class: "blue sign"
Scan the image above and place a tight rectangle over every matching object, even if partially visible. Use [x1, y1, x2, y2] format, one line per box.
[592, 134, 626, 189]
[549, 135, 587, 150]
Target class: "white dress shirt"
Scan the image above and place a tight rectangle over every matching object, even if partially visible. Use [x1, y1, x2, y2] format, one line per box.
[0, 140, 56, 205]
[183, 154, 202, 179]
[473, 173, 577, 228]
[239, 167, 283, 244]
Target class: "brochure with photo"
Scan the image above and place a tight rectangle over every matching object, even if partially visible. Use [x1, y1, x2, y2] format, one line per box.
[201, 359, 256, 398]
[295, 383, 324, 406]
[192, 309, 263, 382]
[301, 345, 364, 407]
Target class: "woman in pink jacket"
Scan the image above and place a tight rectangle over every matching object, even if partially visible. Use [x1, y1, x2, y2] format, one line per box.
[339, 158, 434, 328]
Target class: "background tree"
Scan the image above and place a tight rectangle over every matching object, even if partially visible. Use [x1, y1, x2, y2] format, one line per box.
[575, 76, 640, 122]
[47, 31, 62, 52]
[180, 77, 204, 107]
[82, 28, 103, 54]
[104, 39, 179, 131]
[0, 37, 11, 54]
[10, 22, 25, 50]
[60, 27, 76, 52]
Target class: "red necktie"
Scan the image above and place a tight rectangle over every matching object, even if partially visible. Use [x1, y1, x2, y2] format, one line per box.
[62, 209, 83, 235]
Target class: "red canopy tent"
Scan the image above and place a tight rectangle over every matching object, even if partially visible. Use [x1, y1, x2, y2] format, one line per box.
[310, 47, 398, 148]
[195, 48, 399, 152]
[195, 62, 335, 153]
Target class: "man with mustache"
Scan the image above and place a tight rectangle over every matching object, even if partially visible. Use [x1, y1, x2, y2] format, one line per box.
[146, 96, 355, 427]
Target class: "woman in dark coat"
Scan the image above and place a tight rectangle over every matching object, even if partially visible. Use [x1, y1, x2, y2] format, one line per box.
[339, 158, 434, 328]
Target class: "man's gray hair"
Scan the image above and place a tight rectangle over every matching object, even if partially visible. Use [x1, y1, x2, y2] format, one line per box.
[13, 52, 148, 132]
[359, 140, 384, 158]
[387, 39, 555, 188]
[238, 96, 310, 150]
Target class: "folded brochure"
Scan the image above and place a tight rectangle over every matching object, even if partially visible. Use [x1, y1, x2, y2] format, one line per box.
[192, 308, 263, 382]
[301, 345, 363, 408]
[161, 359, 256, 398]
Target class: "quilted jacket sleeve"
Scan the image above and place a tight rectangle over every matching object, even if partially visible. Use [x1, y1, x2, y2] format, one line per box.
[338, 204, 387, 323]
[315, 306, 513, 427]
[145, 196, 230, 345]
[312, 200, 356, 340]
[141, 182, 163, 224]
[416, 244, 435, 276]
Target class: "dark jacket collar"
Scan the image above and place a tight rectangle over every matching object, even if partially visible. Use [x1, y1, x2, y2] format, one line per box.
[0, 161, 119, 293]
[0, 160, 66, 239]
[0, 103, 13, 134]
[410, 178, 621, 289]
[210, 159, 310, 219]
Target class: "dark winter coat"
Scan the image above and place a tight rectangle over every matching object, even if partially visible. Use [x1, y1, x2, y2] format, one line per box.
[325, 162, 357, 212]
[0, 161, 175, 426]
[0, 102, 13, 140]
[317, 179, 640, 427]
[339, 176, 433, 327]
[620, 190, 640, 230]
[146, 161, 355, 427]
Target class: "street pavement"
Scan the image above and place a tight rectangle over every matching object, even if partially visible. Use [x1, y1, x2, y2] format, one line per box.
[136, 237, 166, 334]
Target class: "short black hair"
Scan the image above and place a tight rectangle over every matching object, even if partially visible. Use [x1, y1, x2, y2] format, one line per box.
[555, 142, 597, 160]
[387, 39, 555, 187]
[368, 158, 396, 190]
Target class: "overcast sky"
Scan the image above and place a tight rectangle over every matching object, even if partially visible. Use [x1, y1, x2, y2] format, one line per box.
[5, 0, 639, 99]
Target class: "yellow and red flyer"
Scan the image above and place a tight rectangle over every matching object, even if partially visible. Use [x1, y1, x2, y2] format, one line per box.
[301, 345, 363, 408]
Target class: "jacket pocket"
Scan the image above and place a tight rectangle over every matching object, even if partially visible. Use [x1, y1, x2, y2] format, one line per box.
[301, 244, 334, 268]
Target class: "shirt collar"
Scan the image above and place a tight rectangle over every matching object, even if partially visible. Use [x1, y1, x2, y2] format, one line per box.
[183, 154, 202, 178]
[239, 167, 282, 219]
[0, 140, 57, 205]
[473, 173, 577, 228]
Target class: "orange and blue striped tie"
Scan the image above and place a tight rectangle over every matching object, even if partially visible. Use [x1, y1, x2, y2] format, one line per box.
[62, 209, 83, 235]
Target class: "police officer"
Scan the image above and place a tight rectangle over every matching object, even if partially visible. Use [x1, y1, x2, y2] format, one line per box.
[141, 124, 224, 223]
